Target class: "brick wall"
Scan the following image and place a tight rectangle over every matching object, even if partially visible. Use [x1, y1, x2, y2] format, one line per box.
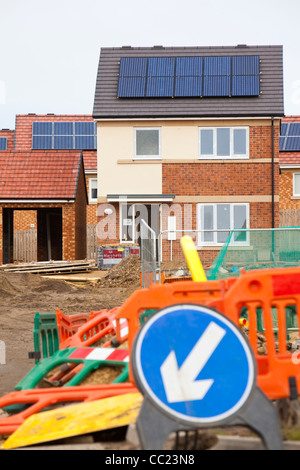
[0, 129, 14, 150]
[163, 162, 278, 196]
[279, 170, 300, 210]
[75, 164, 87, 260]
[14, 210, 37, 231]
[86, 176, 98, 225]
[14, 114, 95, 151]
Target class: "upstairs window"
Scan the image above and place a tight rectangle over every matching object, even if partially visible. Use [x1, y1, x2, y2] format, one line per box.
[199, 127, 249, 159]
[89, 178, 98, 203]
[32, 121, 97, 150]
[134, 128, 161, 159]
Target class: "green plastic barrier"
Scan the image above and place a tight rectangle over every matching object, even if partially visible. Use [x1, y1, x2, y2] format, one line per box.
[16, 347, 129, 391]
[139, 309, 157, 325]
[32, 312, 60, 363]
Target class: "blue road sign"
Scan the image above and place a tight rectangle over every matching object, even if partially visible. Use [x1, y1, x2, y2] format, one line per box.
[133, 304, 255, 425]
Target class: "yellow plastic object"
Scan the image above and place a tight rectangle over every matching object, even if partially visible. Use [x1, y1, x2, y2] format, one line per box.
[180, 235, 207, 282]
[2, 392, 142, 450]
[239, 317, 249, 328]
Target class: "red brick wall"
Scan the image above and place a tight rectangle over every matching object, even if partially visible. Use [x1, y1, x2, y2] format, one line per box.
[163, 162, 278, 196]
[163, 123, 279, 196]
[14, 114, 95, 151]
[279, 171, 300, 210]
[86, 176, 98, 225]
[12, 115, 96, 232]
[159, 201, 279, 265]
[14, 210, 37, 231]
[0, 130, 14, 150]
[97, 202, 119, 245]
[75, 165, 87, 260]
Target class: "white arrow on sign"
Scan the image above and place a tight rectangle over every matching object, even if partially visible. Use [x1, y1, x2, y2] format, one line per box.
[160, 321, 226, 403]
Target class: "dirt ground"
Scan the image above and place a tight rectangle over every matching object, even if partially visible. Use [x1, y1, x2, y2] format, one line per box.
[0, 255, 142, 397]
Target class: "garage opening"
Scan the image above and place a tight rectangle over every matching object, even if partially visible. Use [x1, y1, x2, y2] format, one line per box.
[3, 207, 63, 264]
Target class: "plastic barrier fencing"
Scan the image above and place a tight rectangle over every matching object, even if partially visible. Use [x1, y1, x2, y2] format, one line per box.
[115, 266, 300, 400]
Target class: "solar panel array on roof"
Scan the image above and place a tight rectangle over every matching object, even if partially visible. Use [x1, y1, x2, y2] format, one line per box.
[32, 122, 97, 150]
[280, 122, 300, 151]
[0, 137, 7, 150]
[117, 55, 260, 98]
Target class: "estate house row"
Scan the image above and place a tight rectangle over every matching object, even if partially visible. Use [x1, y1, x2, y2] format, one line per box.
[0, 44, 300, 265]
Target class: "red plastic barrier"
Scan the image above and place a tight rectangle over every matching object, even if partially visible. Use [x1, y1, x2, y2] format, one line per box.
[59, 308, 122, 350]
[0, 383, 138, 435]
[115, 266, 300, 400]
[56, 309, 90, 343]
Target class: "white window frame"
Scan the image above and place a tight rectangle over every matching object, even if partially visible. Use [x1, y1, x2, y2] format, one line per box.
[120, 203, 136, 244]
[197, 202, 250, 247]
[134, 127, 161, 160]
[89, 178, 98, 203]
[293, 173, 300, 197]
[199, 126, 249, 159]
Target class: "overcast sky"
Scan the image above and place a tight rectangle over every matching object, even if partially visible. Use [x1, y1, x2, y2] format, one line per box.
[0, 0, 300, 129]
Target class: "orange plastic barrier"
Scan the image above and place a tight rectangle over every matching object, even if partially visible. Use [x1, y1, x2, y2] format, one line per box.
[59, 308, 120, 350]
[56, 309, 90, 343]
[115, 266, 300, 401]
[0, 384, 138, 435]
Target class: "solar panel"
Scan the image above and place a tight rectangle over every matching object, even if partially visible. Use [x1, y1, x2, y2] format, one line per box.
[203, 56, 231, 76]
[288, 123, 300, 137]
[231, 56, 259, 75]
[279, 136, 285, 151]
[284, 137, 300, 151]
[280, 123, 288, 137]
[231, 56, 260, 96]
[75, 122, 96, 135]
[280, 122, 300, 151]
[147, 57, 175, 77]
[54, 122, 73, 135]
[118, 77, 146, 97]
[174, 57, 203, 97]
[174, 77, 202, 97]
[176, 57, 203, 77]
[146, 77, 174, 97]
[117, 55, 260, 98]
[32, 136, 52, 150]
[119, 57, 147, 77]
[32, 121, 97, 149]
[32, 122, 52, 135]
[0, 137, 7, 150]
[75, 136, 95, 149]
[117, 57, 147, 98]
[231, 76, 260, 96]
[54, 136, 73, 149]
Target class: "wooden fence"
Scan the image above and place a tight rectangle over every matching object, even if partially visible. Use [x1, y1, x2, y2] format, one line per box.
[13, 229, 37, 263]
[13, 225, 98, 263]
[86, 224, 97, 260]
[280, 210, 300, 227]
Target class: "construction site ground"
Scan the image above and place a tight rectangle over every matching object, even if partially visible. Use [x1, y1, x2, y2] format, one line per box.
[1, 255, 300, 450]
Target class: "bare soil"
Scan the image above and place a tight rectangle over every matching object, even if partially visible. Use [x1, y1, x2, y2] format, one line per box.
[0, 257, 142, 397]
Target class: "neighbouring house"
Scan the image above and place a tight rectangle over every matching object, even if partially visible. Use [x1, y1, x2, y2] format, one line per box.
[0, 151, 87, 264]
[0, 114, 98, 263]
[92, 45, 283, 264]
[14, 114, 98, 226]
[279, 116, 300, 227]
